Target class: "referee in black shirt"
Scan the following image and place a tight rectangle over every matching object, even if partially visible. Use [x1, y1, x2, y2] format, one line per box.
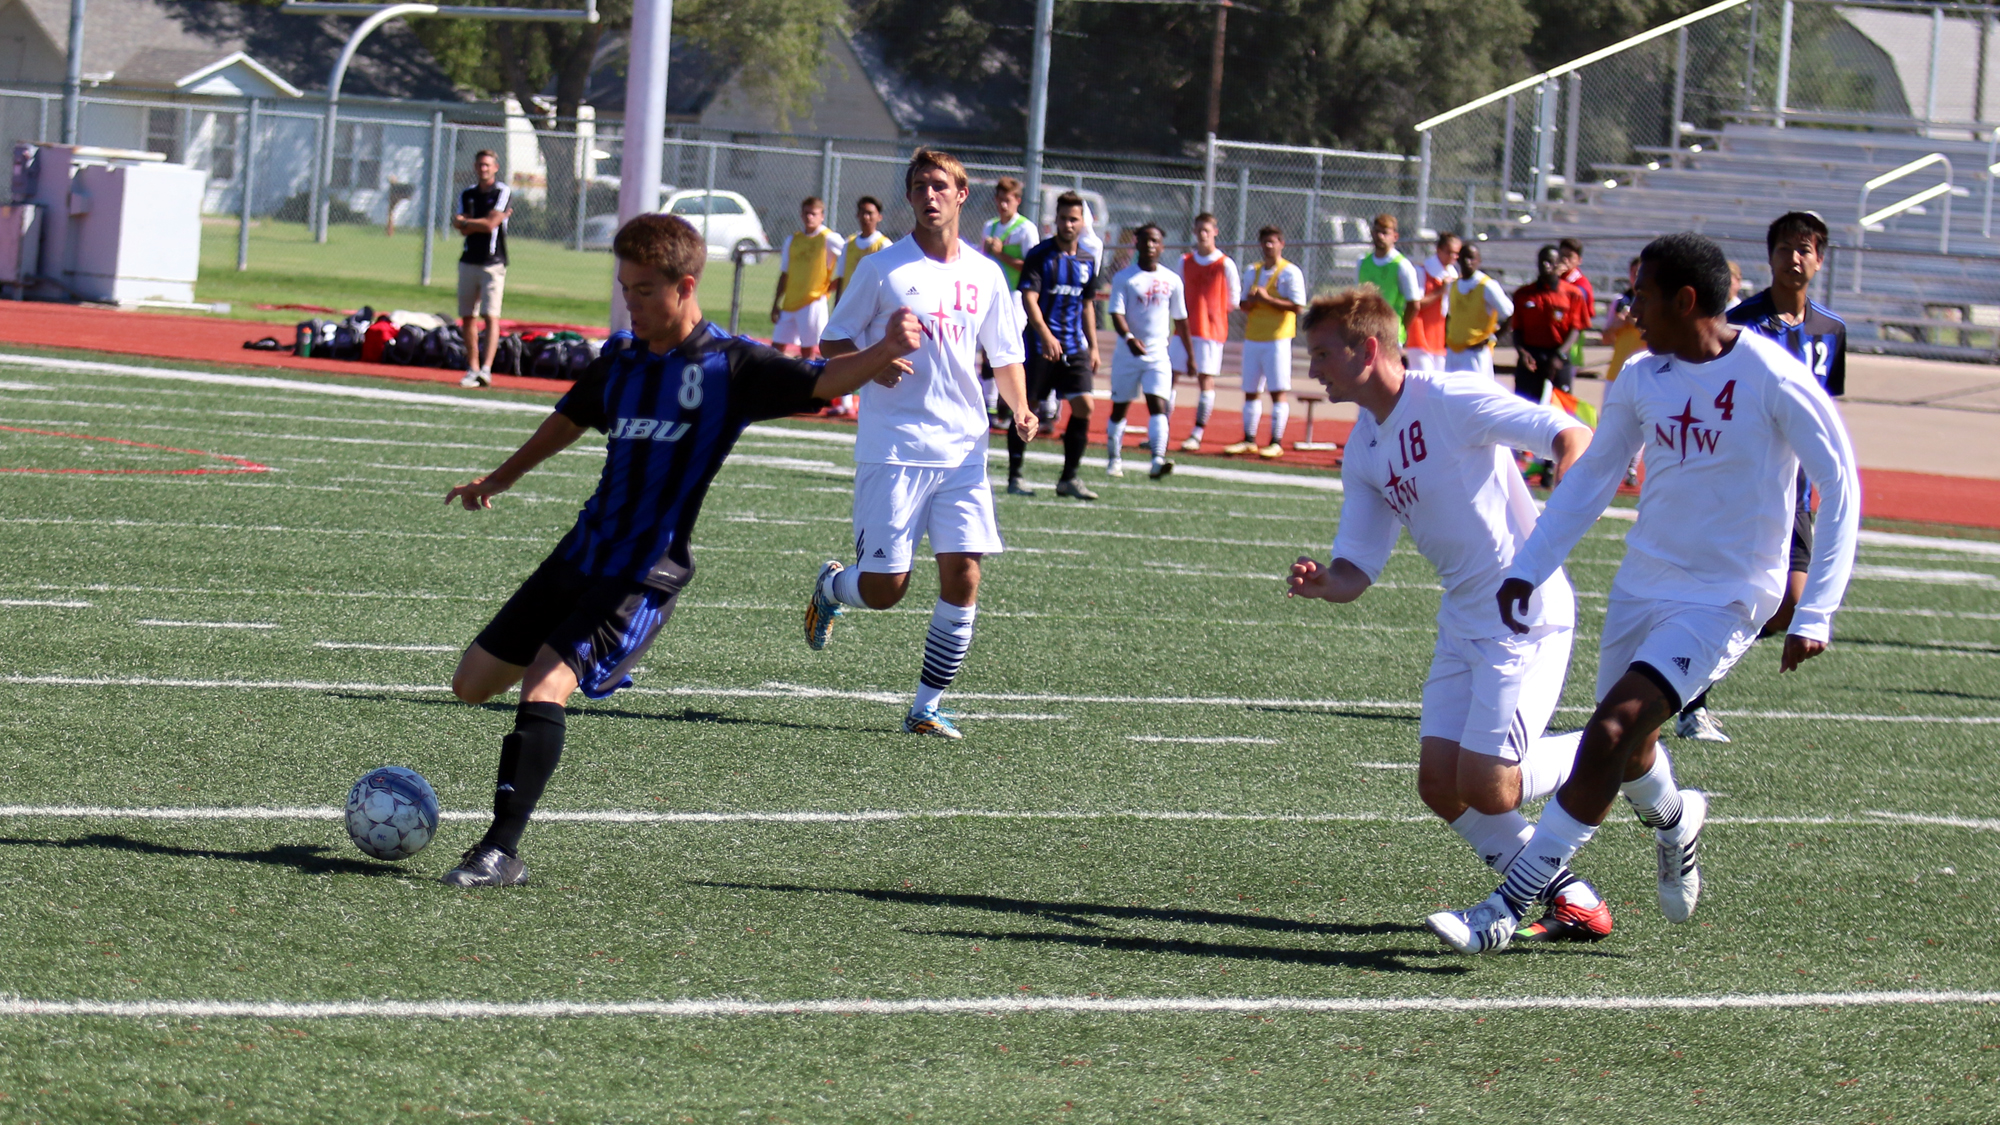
[455, 150, 511, 388]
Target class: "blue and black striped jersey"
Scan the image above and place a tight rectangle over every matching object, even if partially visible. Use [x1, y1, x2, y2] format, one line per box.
[1018, 239, 1100, 353]
[553, 323, 824, 587]
[1729, 289, 1846, 397]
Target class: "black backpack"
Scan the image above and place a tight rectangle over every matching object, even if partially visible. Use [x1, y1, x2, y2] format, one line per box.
[492, 334, 524, 377]
[562, 339, 595, 379]
[386, 324, 423, 365]
[530, 338, 564, 380]
[417, 326, 446, 368]
[329, 322, 361, 360]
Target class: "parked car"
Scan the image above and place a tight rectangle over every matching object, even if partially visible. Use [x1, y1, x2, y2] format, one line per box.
[580, 189, 773, 259]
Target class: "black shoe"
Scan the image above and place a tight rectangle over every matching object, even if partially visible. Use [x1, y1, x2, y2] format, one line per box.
[440, 843, 528, 887]
[1007, 476, 1036, 496]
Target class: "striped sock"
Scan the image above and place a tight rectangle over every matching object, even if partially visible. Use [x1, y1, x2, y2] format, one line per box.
[1497, 801, 1597, 917]
[1622, 743, 1684, 831]
[913, 599, 976, 712]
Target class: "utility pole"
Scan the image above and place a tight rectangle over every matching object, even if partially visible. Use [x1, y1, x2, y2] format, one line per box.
[1022, 0, 1056, 228]
[1206, 0, 1226, 137]
[61, 0, 83, 144]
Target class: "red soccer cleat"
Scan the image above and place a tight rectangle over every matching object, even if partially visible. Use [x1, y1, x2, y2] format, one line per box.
[1516, 879, 1614, 943]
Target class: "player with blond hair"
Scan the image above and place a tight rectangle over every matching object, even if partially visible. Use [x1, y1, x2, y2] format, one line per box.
[1172, 212, 1240, 451]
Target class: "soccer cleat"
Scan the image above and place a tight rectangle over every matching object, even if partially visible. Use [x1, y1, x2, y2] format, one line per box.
[1149, 459, 1174, 480]
[1055, 478, 1098, 501]
[1222, 438, 1258, 455]
[1007, 476, 1036, 496]
[1259, 441, 1285, 459]
[804, 560, 846, 651]
[1105, 461, 1125, 478]
[903, 705, 963, 740]
[1179, 435, 1201, 452]
[1425, 893, 1518, 955]
[1656, 789, 1708, 923]
[1675, 705, 1731, 742]
[1516, 879, 1614, 943]
[440, 844, 527, 887]
[459, 370, 491, 388]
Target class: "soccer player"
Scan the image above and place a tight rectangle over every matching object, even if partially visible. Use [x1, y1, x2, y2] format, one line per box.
[1173, 212, 1240, 451]
[1509, 245, 1589, 403]
[1557, 236, 1595, 369]
[825, 196, 893, 419]
[770, 197, 845, 360]
[980, 178, 1037, 422]
[1674, 210, 1849, 744]
[453, 149, 511, 388]
[1012, 191, 1102, 499]
[1425, 232, 1860, 954]
[1227, 225, 1306, 458]
[1444, 241, 1513, 378]
[1105, 222, 1191, 480]
[1405, 231, 1461, 373]
[437, 214, 923, 887]
[802, 147, 1038, 740]
[1355, 213, 1423, 347]
[1287, 288, 1609, 943]
[1601, 256, 1644, 382]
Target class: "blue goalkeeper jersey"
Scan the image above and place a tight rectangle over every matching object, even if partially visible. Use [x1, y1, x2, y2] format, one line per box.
[1729, 289, 1846, 397]
[1018, 239, 1100, 353]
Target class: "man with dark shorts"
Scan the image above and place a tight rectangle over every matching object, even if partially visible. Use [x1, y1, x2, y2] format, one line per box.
[1011, 191, 1101, 500]
[437, 213, 921, 887]
[1510, 244, 1589, 403]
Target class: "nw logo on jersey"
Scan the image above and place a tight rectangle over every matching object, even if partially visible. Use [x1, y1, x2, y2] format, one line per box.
[606, 417, 692, 442]
[1381, 464, 1419, 515]
[1654, 398, 1721, 463]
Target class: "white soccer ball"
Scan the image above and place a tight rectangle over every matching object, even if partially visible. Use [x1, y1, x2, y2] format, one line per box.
[344, 765, 440, 861]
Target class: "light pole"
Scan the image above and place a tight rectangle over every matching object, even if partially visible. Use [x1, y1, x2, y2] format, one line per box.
[609, 0, 672, 333]
[60, 0, 83, 144]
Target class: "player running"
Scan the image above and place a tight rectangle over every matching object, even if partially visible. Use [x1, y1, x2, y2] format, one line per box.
[1405, 231, 1461, 373]
[771, 197, 845, 360]
[1173, 212, 1240, 452]
[802, 147, 1037, 740]
[1425, 232, 1860, 954]
[1228, 225, 1306, 458]
[1444, 241, 1513, 378]
[1105, 223, 1191, 480]
[1287, 288, 1609, 944]
[1675, 210, 1849, 744]
[437, 214, 921, 887]
[1355, 213, 1423, 348]
[1011, 191, 1102, 499]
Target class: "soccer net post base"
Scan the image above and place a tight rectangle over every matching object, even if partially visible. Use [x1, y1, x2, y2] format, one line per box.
[1294, 396, 1339, 452]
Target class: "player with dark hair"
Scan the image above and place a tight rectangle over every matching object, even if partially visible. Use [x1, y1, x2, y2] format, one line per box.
[1105, 222, 1191, 479]
[437, 213, 923, 887]
[1013, 190, 1102, 499]
[1427, 231, 1860, 954]
[1510, 244, 1589, 403]
[1674, 210, 1848, 743]
[1228, 225, 1306, 458]
[1557, 236, 1595, 370]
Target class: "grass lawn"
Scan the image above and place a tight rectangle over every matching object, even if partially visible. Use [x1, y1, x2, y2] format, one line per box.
[0, 345, 1996, 1121]
[197, 219, 783, 338]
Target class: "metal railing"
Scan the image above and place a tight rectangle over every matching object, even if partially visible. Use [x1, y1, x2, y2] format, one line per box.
[1854, 152, 1953, 289]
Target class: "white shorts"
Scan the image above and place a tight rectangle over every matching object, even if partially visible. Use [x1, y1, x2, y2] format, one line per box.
[1420, 625, 1574, 762]
[1241, 339, 1293, 393]
[772, 299, 829, 348]
[852, 458, 1003, 574]
[1110, 355, 1173, 402]
[1444, 346, 1495, 378]
[1594, 595, 1761, 710]
[1405, 349, 1447, 372]
[1167, 336, 1225, 376]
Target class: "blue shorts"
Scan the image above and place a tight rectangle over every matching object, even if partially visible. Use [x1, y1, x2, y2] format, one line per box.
[473, 553, 689, 699]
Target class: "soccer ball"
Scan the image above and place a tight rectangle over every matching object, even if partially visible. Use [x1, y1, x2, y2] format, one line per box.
[344, 766, 440, 861]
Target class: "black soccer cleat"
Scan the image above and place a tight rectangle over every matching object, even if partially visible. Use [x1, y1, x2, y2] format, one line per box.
[440, 843, 528, 887]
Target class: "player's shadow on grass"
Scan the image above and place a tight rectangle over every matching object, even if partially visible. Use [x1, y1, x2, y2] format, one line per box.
[331, 693, 867, 733]
[1882, 686, 2000, 703]
[0, 833, 403, 877]
[1246, 706, 1418, 725]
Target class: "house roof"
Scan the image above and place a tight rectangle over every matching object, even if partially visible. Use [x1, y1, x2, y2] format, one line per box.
[845, 30, 1005, 139]
[573, 32, 741, 118]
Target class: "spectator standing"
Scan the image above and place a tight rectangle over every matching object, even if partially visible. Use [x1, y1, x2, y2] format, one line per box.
[1172, 212, 1240, 451]
[455, 150, 511, 389]
[1405, 231, 1461, 372]
[1227, 225, 1306, 459]
[1355, 213, 1423, 346]
[1510, 245, 1590, 403]
[1444, 242, 1513, 378]
[771, 197, 845, 360]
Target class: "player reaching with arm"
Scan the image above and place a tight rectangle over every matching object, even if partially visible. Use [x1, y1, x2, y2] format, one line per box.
[1228, 226, 1307, 459]
[1012, 192, 1103, 499]
[436, 214, 921, 887]
[770, 197, 845, 360]
[801, 148, 1037, 740]
[1675, 210, 1850, 744]
[1425, 232, 1860, 954]
[1174, 213, 1241, 451]
[1105, 223, 1192, 480]
[1287, 288, 1608, 944]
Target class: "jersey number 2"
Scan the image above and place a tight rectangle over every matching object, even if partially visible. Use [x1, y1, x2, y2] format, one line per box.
[1397, 421, 1427, 467]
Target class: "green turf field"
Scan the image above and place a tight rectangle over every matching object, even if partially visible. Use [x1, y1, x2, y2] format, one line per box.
[197, 220, 782, 337]
[0, 345, 1996, 1122]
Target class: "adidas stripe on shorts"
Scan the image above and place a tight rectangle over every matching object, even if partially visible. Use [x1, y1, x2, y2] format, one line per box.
[1419, 625, 1573, 761]
[851, 459, 1004, 574]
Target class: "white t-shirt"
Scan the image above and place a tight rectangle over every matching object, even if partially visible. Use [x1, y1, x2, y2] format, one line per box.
[1366, 252, 1424, 302]
[1422, 253, 1459, 286]
[1334, 373, 1583, 639]
[1455, 273, 1515, 321]
[822, 235, 1026, 467]
[1107, 263, 1186, 373]
[1245, 259, 1307, 308]
[1507, 330, 1859, 641]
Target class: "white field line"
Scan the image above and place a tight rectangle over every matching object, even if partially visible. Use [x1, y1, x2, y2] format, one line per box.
[4, 674, 1998, 726]
[2, 990, 1997, 1021]
[1852, 565, 2000, 589]
[0, 380, 50, 390]
[314, 642, 458, 652]
[0, 353, 550, 414]
[1357, 762, 1420, 770]
[134, 620, 277, 630]
[2, 583, 488, 602]
[0, 598, 89, 607]
[0, 517, 550, 546]
[1841, 605, 2000, 621]
[1127, 735, 1281, 745]
[949, 713, 1067, 721]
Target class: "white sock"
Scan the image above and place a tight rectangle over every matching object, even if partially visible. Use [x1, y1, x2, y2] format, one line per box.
[1195, 388, 1214, 429]
[824, 566, 869, 609]
[1105, 418, 1126, 462]
[1621, 742, 1684, 832]
[1451, 808, 1534, 875]
[1498, 801, 1597, 916]
[1242, 398, 1263, 442]
[1270, 400, 1290, 445]
[1520, 730, 1582, 803]
[1147, 413, 1168, 460]
[981, 377, 999, 413]
[913, 599, 976, 712]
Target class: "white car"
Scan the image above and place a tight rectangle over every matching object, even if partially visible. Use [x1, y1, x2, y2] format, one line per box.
[581, 189, 773, 259]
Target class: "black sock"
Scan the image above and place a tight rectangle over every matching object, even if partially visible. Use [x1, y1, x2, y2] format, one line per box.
[1061, 413, 1088, 480]
[479, 700, 566, 856]
[1007, 427, 1026, 479]
[1681, 688, 1710, 718]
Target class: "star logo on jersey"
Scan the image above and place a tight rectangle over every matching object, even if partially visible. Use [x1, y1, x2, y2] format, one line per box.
[1381, 464, 1419, 515]
[1654, 397, 1721, 463]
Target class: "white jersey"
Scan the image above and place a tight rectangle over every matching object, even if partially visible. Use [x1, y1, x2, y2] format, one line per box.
[1507, 330, 1859, 642]
[1422, 253, 1458, 286]
[823, 234, 1026, 467]
[1335, 373, 1584, 639]
[1246, 259, 1307, 308]
[1107, 263, 1185, 374]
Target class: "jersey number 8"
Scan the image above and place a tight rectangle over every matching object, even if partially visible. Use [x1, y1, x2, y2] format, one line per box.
[679, 364, 705, 410]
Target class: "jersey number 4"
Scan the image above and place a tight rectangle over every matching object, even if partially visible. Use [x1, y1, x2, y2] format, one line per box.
[1712, 379, 1736, 421]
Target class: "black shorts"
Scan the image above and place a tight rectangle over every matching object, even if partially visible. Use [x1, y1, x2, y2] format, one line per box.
[473, 552, 691, 700]
[1026, 348, 1093, 401]
[1513, 345, 1573, 401]
[1790, 506, 1816, 573]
